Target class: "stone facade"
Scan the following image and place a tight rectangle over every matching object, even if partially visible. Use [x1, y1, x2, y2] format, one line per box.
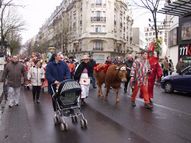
[36, 0, 133, 63]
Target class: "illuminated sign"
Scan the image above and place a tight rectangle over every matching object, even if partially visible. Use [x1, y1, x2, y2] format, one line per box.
[179, 44, 191, 57]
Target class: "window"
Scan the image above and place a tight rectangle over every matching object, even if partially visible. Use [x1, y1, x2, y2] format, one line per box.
[96, 11, 101, 17]
[73, 22, 76, 31]
[93, 40, 103, 50]
[183, 68, 191, 75]
[96, 0, 102, 5]
[95, 25, 101, 32]
[91, 11, 106, 22]
[102, 25, 105, 32]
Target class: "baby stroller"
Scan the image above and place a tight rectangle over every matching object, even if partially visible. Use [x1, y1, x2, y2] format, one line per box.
[51, 79, 88, 131]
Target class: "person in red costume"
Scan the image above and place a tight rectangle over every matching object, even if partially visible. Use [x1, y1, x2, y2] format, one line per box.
[147, 42, 163, 104]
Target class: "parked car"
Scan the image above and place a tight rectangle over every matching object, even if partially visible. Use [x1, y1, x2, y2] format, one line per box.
[161, 66, 191, 93]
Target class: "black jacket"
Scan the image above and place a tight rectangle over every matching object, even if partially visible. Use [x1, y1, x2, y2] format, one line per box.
[74, 62, 91, 81]
[124, 60, 133, 76]
[88, 59, 96, 75]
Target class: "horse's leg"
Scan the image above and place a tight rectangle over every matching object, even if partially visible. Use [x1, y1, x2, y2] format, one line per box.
[116, 88, 120, 104]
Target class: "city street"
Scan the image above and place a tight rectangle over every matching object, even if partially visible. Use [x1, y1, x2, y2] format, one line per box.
[0, 86, 191, 143]
[0, 0, 191, 143]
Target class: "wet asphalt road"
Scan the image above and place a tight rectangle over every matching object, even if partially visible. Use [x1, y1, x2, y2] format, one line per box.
[1, 86, 191, 143]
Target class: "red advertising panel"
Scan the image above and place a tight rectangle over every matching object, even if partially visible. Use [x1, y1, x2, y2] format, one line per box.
[179, 44, 191, 63]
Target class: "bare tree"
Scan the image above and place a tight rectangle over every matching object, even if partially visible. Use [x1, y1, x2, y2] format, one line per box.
[6, 31, 22, 54]
[0, 0, 24, 55]
[132, 0, 163, 55]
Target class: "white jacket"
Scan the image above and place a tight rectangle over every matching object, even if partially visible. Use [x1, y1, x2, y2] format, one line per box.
[28, 66, 45, 86]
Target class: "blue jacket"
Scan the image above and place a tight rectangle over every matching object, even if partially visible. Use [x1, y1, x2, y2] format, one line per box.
[46, 61, 71, 94]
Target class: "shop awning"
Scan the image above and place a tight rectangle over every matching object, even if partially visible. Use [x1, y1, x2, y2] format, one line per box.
[158, 0, 191, 17]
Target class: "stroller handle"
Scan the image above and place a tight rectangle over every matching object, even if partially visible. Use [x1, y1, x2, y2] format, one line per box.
[50, 79, 75, 95]
[50, 82, 60, 95]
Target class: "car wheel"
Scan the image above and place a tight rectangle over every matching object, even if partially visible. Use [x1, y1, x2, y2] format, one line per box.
[164, 82, 173, 93]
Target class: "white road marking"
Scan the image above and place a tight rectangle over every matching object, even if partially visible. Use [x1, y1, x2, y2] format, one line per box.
[126, 95, 191, 117]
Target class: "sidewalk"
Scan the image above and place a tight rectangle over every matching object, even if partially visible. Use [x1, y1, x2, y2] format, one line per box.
[0, 92, 32, 143]
[0, 70, 4, 104]
[0, 82, 3, 103]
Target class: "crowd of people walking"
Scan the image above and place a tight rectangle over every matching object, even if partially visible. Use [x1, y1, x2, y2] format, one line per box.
[0, 50, 190, 111]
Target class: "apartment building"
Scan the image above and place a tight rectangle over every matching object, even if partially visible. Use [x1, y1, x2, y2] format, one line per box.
[165, 15, 179, 65]
[131, 27, 146, 55]
[36, 0, 133, 63]
[144, 24, 168, 58]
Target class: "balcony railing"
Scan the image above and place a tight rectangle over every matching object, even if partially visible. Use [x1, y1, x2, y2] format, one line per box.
[91, 17, 106, 22]
[93, 47, 103, 51]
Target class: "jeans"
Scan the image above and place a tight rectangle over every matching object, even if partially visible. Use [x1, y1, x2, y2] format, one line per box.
[8, 87, 21, 106]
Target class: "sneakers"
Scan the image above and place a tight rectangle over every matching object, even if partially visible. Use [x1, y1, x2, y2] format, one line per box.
[131, 101, 136, 107]
[9, 103, 19, 108]
[150, 99, 153, 105]
[36, 100, 40, 104]
[144, 103, 153, 110]
[9, 105, 13, 108]
[81, 98, 86, 106]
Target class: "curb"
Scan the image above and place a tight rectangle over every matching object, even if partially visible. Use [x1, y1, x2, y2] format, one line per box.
[0, 82, 3, 104]
[0, 70, 3, 104]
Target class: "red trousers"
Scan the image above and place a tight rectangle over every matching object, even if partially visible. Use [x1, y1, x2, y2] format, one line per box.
[148, 78, 155, 99]
[131, 82, 150, 104]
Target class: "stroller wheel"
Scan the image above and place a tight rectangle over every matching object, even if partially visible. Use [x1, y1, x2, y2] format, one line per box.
[71, 116, 78, 123]
[60, 123, 68, 131]
[54, 116, 59, 125]
[80, 119, 88, 129]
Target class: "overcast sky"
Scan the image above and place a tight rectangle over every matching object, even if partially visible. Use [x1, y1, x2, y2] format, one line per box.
[17, 0, 164, 44]
[18, 0, 61, 44]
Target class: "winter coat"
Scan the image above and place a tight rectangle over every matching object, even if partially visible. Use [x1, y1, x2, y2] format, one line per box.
[45, 60, 71, 94]
[74, 62, 91, 81]
[124, 59, 133, 77]
[28, 66, 45, 86]
[88, 59, 96, 76]
[1, 61, 26, 88]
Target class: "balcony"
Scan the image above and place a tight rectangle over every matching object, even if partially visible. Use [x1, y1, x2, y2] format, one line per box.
[93, 47, 103, 51]
[91, 17, 106, 22]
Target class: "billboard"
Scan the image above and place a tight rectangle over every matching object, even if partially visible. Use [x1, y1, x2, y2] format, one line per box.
[180, 16, 191, 41]
[169, 27, 178, 47]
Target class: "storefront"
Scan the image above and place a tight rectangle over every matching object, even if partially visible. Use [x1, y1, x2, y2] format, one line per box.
[159, 0, 191, 64]
[179, 44, 191, 64]
[179, 16, 191, 64]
